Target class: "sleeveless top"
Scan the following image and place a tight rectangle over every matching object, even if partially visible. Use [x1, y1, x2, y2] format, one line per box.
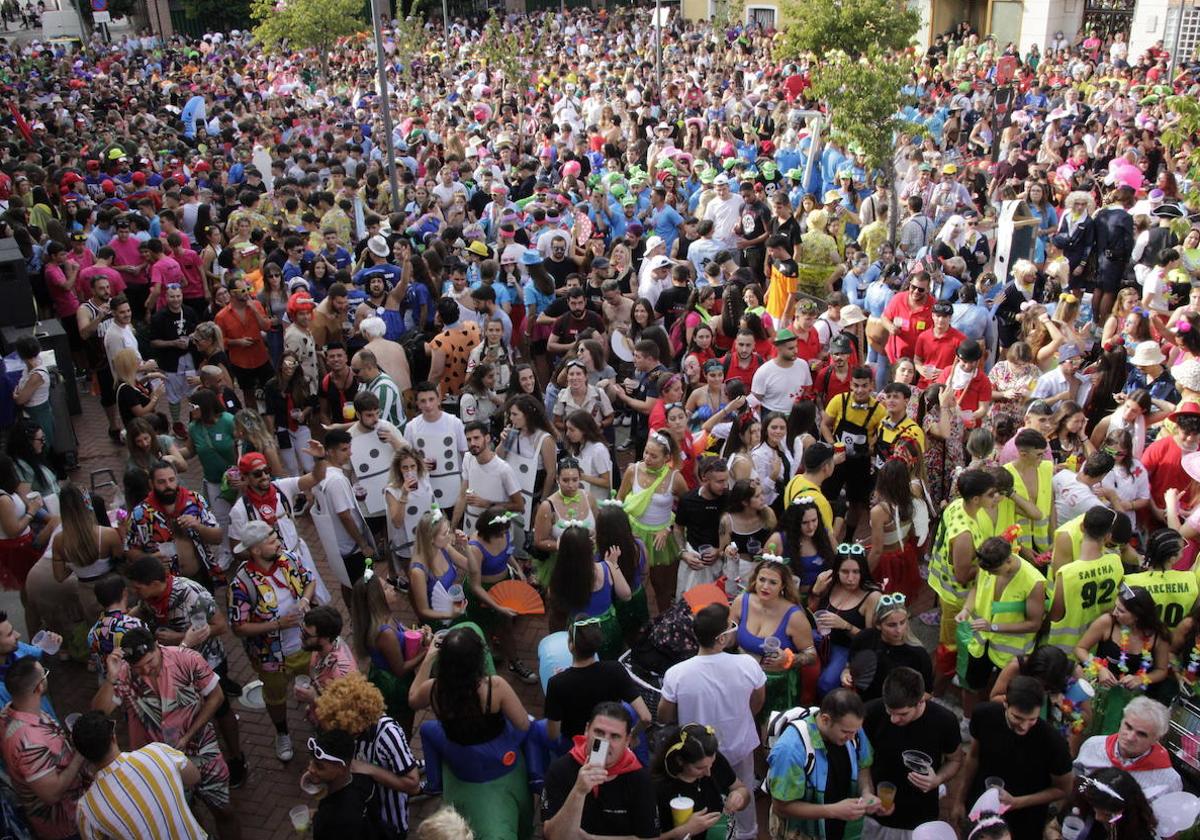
[435, 676, 506, 746]
[548, 496, 596, 541]
[412, 549, 458, 605]
[369, 621, 406, 670]
[736, 595, 800, 658]
[0, 491, 29, 539]
[879, 502, 913, 548]
[72, 526, 115, 581]
[726, 514, 774, 559]
[470, 534, 512, 578]
[817, 588, 871, 649]
[635, 463, 676, 528]
[581, 561, 614, 617]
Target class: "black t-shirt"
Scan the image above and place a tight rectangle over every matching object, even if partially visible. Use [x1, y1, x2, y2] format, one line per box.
[116, 381, 152, 426]
[848, 630, 934, 702]
[544, 662, 641, 741]
[969, 702, 1073, 840]
[542, 756, 659, 839]
[655, 286, 691, 331]
[824, 738, 853, 840]
[676, 489, 728, 550]
[863, 699, 961, 829]
[546, 256, 579, 288]
[314, 773, 375, 839]
[149, 304, 201, 372]
[551, 310, 606, 347]
[543, 296, 603, 320]
[653, 752, 736, 832]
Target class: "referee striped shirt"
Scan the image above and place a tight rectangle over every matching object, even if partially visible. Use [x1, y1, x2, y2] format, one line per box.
[356, 715, 418, 832]
[77, 743, 206, 840]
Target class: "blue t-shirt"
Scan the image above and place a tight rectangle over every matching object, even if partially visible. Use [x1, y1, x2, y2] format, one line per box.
[523, 281, 556, 315]
[352, 263, 403, 289]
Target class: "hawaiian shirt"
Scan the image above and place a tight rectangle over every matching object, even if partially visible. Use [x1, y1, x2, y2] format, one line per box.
[766, 719, 873, 840]
[228, 551, 312, 671]
[143, 575, 225, 669]
[311, 638, 358, 691]
[109, 646, 229, 809]
[0, 707, 87, 840]
[125, 490, 221, 579]
[87, 610, 148, 680]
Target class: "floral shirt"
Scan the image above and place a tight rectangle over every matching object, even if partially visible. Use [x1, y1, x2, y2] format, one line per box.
[228, 551, 312, 671]
[0, 707, 86, 840]
[87, 610, 148, 680]
[124, 489, 220, 579]
[312, 638, 358, 690]
[143, 575, 225, 669]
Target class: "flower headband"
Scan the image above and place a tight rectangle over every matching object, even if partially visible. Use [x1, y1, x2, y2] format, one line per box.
[1001, 524, 1022, 544]
[599, 497, 625, 508]
[794, 495, 814, 506]
[362, 556, 374, 582]
[1179, 320, 1193, 333]
[759, 552, 787, 566]
[1059, 292, 1078, 303]
[489, 510, 521, 524]
[561, 519, 590, 529]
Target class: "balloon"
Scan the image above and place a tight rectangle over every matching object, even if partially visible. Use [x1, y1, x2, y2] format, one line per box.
[912, 822, 958, 840]
[180, 95, 206, 140]
[1153, 791, 1200, 836]
[537, 632, 572, 695]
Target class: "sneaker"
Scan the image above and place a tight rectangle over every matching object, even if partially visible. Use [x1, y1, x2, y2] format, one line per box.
[228, 755, 248, 788]
[275, 733, 294, 762]
[508, 658, 538, 685]
[172, 422, 189, 440]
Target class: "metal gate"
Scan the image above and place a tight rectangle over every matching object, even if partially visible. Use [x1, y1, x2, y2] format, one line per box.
[1081, 0, 1136, 41]
[1165, 1, 1200, 69]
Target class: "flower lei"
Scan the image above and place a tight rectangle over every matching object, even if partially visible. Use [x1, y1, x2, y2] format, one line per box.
[1058, 692, 1087, 735]
[1181, 636, 1200, 686]
[1116, 627, 1154, 690]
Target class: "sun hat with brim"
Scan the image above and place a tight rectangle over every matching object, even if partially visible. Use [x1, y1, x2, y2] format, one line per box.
[1130, 340, 1167, 367]
[774, 328, 798, 344]
[840, 304, 867, 327]
[1184, 451, 1200, 483]
[466, 241, 490, 258]
[519, 250, 543, 266]
[1059, 344, 1082, 361]
[1172, 401, 1200, 424]
[1173, 359, 1200, 393]
[366, 235, 390, 259]
[823, 189, 842, 204]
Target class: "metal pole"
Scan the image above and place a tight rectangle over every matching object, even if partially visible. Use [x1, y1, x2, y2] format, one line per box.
[442, 0, 449, 61]
[654, 0, 662, 97]
[370, 0, 402, 214]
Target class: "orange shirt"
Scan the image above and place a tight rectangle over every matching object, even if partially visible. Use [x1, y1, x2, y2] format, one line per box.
[429, 322, 481, 397]
[214, 301, 269, 370]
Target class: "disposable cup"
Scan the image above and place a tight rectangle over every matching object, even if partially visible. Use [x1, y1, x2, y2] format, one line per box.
[288, 804, 310, 832]
[877, 782, 897, 810]
[31, 631, 60, 656]
[402, 629, 423, 659]
[984, 776, 1005, 791]
[669, 796, 694, 826]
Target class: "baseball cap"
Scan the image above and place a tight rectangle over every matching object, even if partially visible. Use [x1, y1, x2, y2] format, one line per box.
[238, 452, 269, 474]
[234, 519, 275, 554]
[932, 301, 953, 315]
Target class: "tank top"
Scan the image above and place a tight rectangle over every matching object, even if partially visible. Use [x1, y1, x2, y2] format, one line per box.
[581, 561, 614, 617]
[369, 622, 406, 670]
[0, 491, 29, 539]
[470, 534, 512, 578]
[412, 549, 458, 606]
[435, 677, 506, 746]
[72, 526, 115, 581]
[635, 463, 677, 528]
[736, 595, 800, 658]
[726, 515, 775, 559]
[817, 589, 870, 649]
[1095, 625, 1158, 675]
[548, 496, 596, 541]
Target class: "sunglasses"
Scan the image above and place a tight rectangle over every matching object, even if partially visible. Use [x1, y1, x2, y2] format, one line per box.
[248, 469, 269, 478]
[910, 285, 929, 293]
[385, 575, 406, 593]
[123, 641, 155, 663]
[837, 543, 866, 556]
[307, 736, 346, 766]
[879, 593, 907, 608]
[570, 615, 604, 643]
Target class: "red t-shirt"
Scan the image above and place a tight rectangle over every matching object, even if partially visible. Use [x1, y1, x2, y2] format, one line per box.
[914, 327, 966, 385]
[813, 363, 855, 404]
[882, 294, 934, 363]
[795, 327, 822, 362]
[936, 364, 993, 414]
[723, 351, 764, 386]
[1142, 435, 1189, 511]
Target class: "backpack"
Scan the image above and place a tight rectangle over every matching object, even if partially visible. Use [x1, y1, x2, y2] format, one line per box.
[630, 598, 698, 676]
[401, 329, 431, 383]
[760, 706, 860, 794]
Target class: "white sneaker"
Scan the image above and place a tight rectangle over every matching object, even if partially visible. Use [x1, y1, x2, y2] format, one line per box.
[275, 732, 294, 762]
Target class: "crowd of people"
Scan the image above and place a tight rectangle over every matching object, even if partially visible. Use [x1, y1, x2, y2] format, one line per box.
[0, 5, 1198, 840]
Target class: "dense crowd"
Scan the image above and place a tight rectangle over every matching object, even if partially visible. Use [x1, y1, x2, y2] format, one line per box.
[0, 6, 1198, 840]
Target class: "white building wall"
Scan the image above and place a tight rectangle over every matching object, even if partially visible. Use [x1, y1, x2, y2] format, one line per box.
[1010, 0, 1085, 52]
[1130, 0, 1171, 56]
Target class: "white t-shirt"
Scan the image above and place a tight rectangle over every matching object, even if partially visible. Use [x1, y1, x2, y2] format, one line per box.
[321, 469, 367, 556]
[660, 652, 766, 763]
[1053, 471, 1104, 524]
[751, 359, 813, 413]
[1102, 461, 1150, 530]
[462, 453, 521, 518]
[703, 194, 745, 247]
[103, 322, 140, 375]
[403, 413, 468, 475]
[228, 476, 304, 552]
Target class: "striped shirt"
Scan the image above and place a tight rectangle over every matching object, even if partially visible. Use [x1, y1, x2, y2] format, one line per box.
[76, 743, 206, 840]
[355, 715, 418, 832]
[365, 372, 404, 429]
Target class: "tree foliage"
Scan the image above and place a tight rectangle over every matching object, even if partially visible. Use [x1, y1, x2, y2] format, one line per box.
[776, 0, 919, 59]
[1161, 95, 1200, 206]
[251, 0, 366, 69]
[807, 50, 915, 175]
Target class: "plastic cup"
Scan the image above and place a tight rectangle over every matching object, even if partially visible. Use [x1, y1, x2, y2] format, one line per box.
[1065, 678, 1094, 704]
[299, 775, 326, 797]
[1061, 815, 1086, 840]
[31, 631, 60, 656]
[984, 776, 1005, 791]
[189, 612, 209, 631]
[402, 629, 423, 659]
[447, 584, 466, 607]
[294, 675, 312, 693]
[746, 539, 762, 557]
[762, 636, 781, 662]
[669, 796, 694, 826]
[902, 750, 934, 775]
[342, 404, 356, 421]
[353, 484, 368, 501]
[877, 782, 897, 810]
[288, 804, 311, 832]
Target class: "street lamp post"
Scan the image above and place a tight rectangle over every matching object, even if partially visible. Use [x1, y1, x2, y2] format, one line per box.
[370, 0, 402, 213]
[443, 0, 450, 60]
[654, 0, 663, 95]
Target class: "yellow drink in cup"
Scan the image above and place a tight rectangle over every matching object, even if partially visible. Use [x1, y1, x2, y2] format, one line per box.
[877, 782, 897, 810]
[343, 404, 356, 421]
[669, 796, 694, 826]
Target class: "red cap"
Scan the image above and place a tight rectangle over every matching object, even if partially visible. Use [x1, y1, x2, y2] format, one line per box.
[85, 159, 100, 171]
[131, 171, 146, 185]
[287, 291, 315, 316]
[237, 452, 269, 474]
[101, 179, 115, 194]
[193, 161, 211, 173]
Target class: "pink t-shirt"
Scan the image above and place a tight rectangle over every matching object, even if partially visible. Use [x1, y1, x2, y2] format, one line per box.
[78, 265, 125, 298]
[109, 234, 147, 287]
[44, 262, 79, 318]
[149, 256, 184, 309]
[173, 247, 206, 300]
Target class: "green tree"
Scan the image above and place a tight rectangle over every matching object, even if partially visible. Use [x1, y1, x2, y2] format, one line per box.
[251, 0, 366, 79]
[777, 0, 919, 59]
[1162, 94, 1200, 208]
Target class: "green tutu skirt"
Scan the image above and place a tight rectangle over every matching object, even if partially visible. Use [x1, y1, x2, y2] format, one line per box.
[367, 664, 414, 732]
[759, 667, 799, 724]
[628, 520, 679, 568]
[430, 621, 497, 677]
[442, 754, 533, 840]
[533, 552, 556, 590]
[614, 585, 650, 640]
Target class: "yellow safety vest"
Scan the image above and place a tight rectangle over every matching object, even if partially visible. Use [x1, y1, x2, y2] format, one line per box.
[967, 558, 1044, 668]
[929, 498, 984, 609]
[1005, 460, 1054, 555]
[1051, 515, 1085, 570]
[975, 497, 1017, 540]
[1125, 570, 1198, 631]
[1047, 555, 1125, 653]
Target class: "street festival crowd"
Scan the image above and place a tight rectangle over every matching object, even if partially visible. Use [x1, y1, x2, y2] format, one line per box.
[4, 7, 1200, 840]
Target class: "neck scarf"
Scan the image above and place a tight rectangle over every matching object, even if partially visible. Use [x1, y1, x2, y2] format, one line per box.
[623, 462, 670, 520]
[244, 481, 281, 528]
[146, 485, 199, 520]
[1104, 733, 1172, 772]
[569, 735, 643, 796]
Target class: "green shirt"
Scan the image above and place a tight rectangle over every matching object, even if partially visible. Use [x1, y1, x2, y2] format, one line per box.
[189, 413, 237, 484]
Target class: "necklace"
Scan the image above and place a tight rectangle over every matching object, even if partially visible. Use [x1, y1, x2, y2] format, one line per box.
[1116, 626, 1154, 689]
[1182, 635, 1200, 686]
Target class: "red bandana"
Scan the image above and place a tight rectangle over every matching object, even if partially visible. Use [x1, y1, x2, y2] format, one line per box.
[146, 486, 199, 520]
[243, 482, 280, 528]
[1104, 734, 1173, 771]
[568, 734, 643, 796]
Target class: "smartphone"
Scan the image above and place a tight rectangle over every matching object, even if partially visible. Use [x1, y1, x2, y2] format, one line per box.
[589, 736, 609, 767]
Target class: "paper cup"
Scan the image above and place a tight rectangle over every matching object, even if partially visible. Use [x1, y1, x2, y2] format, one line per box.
[669, 796, 694, 826]
[288, 804, 311, 831]
[1065, 678, 1094, 704]
[402, 629, 423, 660]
